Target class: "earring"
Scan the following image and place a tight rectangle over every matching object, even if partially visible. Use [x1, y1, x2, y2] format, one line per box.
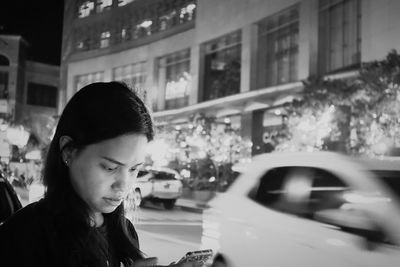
[65, 159, 69, 166]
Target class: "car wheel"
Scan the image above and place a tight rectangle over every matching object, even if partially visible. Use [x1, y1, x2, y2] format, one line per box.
[163, 199, 176, 210]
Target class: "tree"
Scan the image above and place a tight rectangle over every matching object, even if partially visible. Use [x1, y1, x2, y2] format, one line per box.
[277, 50, 400, 157]
[153, 113, 252, 191]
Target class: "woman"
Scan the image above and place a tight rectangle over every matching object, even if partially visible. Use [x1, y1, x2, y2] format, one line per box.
[0, 82, 199, 267]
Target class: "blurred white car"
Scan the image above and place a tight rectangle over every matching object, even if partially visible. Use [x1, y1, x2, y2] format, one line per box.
[201, 151, 400, 267]
[126, 167, 183, 210]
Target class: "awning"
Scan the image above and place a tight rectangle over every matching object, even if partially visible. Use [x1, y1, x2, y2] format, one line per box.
[153, 81, 303, 125]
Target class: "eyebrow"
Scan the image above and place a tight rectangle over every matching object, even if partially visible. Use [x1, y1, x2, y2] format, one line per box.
[101, 156, 143, 168]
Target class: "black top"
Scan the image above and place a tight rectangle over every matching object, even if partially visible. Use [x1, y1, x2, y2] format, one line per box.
[0, 176, 22, 224]
[0, 199, 140, 267]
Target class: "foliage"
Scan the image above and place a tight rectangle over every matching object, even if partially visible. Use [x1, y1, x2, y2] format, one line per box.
[154, 113, 252, 190]
[278, 50, 400, 157]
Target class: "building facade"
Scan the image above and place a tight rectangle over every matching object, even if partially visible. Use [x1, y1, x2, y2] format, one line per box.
[0, 35, 59, 159]
[60, 0, 400, 156]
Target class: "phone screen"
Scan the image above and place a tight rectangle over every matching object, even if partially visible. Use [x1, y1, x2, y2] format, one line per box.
[180, 249, 213, 264]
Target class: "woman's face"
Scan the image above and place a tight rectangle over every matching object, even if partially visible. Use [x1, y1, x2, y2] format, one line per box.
[68, 133, 148, 217]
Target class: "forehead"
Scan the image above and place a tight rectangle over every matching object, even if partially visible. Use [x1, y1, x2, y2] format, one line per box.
[81, 134, 148, 162]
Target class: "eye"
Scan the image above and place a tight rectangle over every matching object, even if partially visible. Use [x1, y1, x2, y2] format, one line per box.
[101, 163, 118, 172]
[129, 167, 139, 173]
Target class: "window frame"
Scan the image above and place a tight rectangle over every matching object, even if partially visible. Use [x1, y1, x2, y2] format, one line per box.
[202, 30, 242, 101]
[256, 5, 299, 89]
[317, 0, 362, 74]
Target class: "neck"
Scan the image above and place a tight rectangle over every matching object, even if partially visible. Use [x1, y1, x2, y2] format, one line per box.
[91, 212, 104, 227]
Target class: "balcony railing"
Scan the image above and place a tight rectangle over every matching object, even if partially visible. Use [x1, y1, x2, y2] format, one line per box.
[73, 0, 197, 53]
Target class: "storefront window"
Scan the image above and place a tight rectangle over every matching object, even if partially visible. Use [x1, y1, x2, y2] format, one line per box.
[263, 110, 286, 153]
[0, 71, 8, 99]
[256, 6, 299, 89]
[75, 71, 104, 91]
[203, 30, 241, 101]
[318, 0, 361, 73]
[158, 49, 191, 110]
[113, 61, 147, 101]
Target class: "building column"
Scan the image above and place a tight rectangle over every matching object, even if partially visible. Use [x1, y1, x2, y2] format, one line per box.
[240, 23, 257, 93]
[156, 58, 166, 111]
[145, 57, 156, 111]
[189, 45, 200, 105]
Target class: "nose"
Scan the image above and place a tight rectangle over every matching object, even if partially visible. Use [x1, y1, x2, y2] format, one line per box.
[111, 170, 130, 192]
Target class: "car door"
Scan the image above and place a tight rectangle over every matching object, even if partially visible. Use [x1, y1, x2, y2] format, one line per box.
[209, 167, 333, 267]
[134, 170, 153, 197]
[219, 166, 400, 267]
[248, 166, 400, 267]
[304, 167, 400, 266]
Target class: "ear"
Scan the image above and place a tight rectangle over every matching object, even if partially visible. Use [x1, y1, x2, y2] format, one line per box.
[59, 136, 73, 165]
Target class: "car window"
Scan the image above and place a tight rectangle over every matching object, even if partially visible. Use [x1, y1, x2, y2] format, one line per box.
[253, 167, 349, 218]
[153, 171, 176, 180]
[371, 170, 400, 198]
[308, 168, 348, 213]
[253, 167, 288, 207]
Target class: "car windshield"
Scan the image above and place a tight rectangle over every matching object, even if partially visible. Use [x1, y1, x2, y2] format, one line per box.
[153, 171, 177, 180]
[371, 170, 400, 198]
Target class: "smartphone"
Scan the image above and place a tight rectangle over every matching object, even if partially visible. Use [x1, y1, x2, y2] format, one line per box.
[179, 249, 213, 264]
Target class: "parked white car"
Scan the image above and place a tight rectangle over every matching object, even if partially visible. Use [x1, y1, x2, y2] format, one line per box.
[201, 151, 400, 267]
[126, 166, 183, 210]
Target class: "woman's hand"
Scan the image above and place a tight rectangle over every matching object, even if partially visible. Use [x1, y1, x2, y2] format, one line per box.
[131, 257, 158, 267]
[168, 261, 203, 267]
[131, 258, 203, 267]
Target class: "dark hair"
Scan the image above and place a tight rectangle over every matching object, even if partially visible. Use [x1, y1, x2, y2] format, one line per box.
[43, 82, 154, 266]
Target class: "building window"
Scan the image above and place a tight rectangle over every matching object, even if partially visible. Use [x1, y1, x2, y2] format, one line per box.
[113, 61, 147, 101]
[75, 28, 90, 51]
[318, 0, 361, 73]
[78, 1, 95, 18]
[158, 49, 191, 110]
[27, 83, 57, 108]
[73, 1, 197, 53]
[75, 71, 104, 91]
[203, 30, 241, 101]
[118, 0, 135, 7]
[100, 31, 111, 48]
[96, 0, 112, 13]
[0, 72, 8, 99]
[0, 55, 10, 66]
[256, 6, 299, 89]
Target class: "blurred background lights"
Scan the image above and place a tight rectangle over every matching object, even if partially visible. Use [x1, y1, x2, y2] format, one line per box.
[146, 139, 169, 166]
[139, 20, 152, 28]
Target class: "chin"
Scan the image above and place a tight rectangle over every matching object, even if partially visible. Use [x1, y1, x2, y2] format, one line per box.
[102, 204, 122, 214]
[102, 206, 118, 214]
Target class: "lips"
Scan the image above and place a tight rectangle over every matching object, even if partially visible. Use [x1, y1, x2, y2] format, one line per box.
[103, 197, 123, 206]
